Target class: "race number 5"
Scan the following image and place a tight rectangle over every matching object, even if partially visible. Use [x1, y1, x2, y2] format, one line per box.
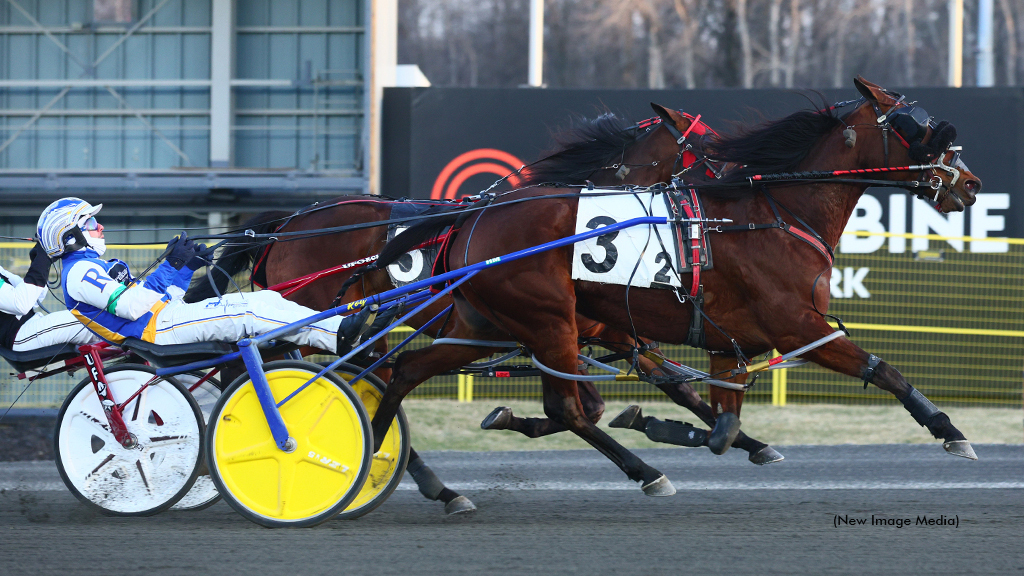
[388, 226, 427, 282]
[581, 216, 618, 273]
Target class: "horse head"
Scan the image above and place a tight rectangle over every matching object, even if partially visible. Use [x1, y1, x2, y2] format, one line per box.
[847, 76, 981, 213]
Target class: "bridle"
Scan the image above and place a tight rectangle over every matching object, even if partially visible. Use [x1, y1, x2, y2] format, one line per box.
[836, 94, 969, 208]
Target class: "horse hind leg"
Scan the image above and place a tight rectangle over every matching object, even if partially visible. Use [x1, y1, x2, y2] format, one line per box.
[704, 354, 749, 455]
[381, 342, 500, 514]
[636, 355, 783, 464]
[481, 380, 605, 438]
[532, 342, 674, 495]
[405, 448, 475, 515]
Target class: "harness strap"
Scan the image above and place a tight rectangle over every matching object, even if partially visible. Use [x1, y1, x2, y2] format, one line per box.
[762, 188, 835, 267]
[684, 286, 705, 349]
[709, 188, 834, 268]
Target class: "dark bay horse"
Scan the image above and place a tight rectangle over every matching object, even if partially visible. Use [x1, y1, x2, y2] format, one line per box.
[184, 104, 780, 511]
[364, 77, 982, 494]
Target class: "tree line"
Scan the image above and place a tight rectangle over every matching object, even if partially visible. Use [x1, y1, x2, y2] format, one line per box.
[398, 0, 1022, 89]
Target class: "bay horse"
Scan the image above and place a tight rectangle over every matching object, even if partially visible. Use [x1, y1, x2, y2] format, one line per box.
[184, 104, 781, 512]
[362, 77, 982, 494]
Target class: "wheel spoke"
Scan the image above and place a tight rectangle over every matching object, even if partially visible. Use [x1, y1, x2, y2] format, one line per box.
[76, 410, 112, 436]
[218, 437, 281, 465]
[288, 388, 335, 437]
[277, 459, 296, 515]
[134, 459, 152, 493]
[146, 434, 190, 446]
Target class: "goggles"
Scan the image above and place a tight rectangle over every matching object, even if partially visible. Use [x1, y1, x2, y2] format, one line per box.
[79, 216, 100, 231]
[889, 106, 932, 145]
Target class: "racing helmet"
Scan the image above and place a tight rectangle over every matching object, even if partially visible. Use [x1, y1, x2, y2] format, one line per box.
[36, 197, 104, 259]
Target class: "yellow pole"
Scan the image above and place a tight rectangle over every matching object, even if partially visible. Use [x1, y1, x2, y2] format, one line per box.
[771, 350, 788, 406]
[778, 363, 787, 407]
[771, 350, 780, 405]
[466, 374, 474, 402]
[457, 374, 466, 402]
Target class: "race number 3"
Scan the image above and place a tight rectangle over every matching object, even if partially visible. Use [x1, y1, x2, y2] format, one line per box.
[581, 216, 618, 273]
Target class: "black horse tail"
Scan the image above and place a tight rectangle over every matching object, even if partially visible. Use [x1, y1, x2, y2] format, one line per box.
[184, 210, 291, 303]
[333, 207, 466, 304]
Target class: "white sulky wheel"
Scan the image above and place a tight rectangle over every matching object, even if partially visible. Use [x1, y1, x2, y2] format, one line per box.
[169, 372, 222, 511]
[54, 365, 204, 516]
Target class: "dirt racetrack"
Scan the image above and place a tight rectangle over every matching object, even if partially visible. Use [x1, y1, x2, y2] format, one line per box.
[1, 445, 1021, 575]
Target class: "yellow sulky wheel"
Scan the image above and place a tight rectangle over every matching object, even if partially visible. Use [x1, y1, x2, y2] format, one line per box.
[206, 360, 372, 528]
[329, 363, 410, 520]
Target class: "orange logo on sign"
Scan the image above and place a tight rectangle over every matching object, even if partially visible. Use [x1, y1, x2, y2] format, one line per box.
[430, 148, 525, 200]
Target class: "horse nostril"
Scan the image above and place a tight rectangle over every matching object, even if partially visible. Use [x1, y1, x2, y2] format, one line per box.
[963, 179, 981, 195]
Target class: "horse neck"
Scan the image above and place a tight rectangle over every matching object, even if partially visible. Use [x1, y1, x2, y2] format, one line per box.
[767, 136, 867, 248]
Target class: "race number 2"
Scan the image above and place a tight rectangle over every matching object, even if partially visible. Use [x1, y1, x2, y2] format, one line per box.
[581, 216, 619, 273]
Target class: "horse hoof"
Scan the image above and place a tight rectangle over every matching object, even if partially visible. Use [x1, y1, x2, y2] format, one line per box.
[608, 405, 643, 429]
[708, 412, 740, 455]
[444, 495, 477, 515]
[943, 440, 978, 460]
[480, 407, 512, 430]
[641, 475, 676, 497]
[748, 446, 785, 465]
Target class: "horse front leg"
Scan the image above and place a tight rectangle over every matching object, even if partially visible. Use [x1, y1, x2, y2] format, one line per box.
[784, 320, 976, 460]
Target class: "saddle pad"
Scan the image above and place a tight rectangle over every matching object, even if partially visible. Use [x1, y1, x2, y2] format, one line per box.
[572, 193, 685, 289]
[386, 202, 444, 287]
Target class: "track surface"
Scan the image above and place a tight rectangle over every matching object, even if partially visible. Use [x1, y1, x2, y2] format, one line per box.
[1, 445, 1021, 575]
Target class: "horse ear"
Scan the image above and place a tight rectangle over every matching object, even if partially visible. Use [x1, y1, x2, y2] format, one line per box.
[650, 103, 690, 132]
[853, 77, 876, 102]
[651, 103, 675, 123]
[853, 76, 890, 104]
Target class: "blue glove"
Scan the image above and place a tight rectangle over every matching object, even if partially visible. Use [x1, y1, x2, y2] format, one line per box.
[166, 234, 197, 270]
[186, 243, 216, 271]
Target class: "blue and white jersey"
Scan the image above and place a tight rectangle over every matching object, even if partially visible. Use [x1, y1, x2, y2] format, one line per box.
[61, 249, 194, 343]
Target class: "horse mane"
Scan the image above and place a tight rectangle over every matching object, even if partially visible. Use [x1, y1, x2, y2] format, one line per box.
[520, 113, 643, 186]
[701, 95, 843, 195]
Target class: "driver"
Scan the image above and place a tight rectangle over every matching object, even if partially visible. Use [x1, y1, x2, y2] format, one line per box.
[37, 198, 384, 355]
[0, 241, 99, 352]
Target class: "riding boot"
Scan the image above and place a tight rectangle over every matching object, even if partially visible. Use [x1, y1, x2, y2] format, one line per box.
[336, 304, 377, 357]
[350, 304, 402, 361]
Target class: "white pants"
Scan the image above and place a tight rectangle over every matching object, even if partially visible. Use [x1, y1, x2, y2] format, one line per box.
[13, 310, 101, 351]
[152, 292, 343, 353]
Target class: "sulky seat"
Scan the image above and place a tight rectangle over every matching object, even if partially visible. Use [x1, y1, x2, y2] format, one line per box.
[0, 343, 81, 374]
[120, 338, 237, 369]
[119, 338, 301, 369]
